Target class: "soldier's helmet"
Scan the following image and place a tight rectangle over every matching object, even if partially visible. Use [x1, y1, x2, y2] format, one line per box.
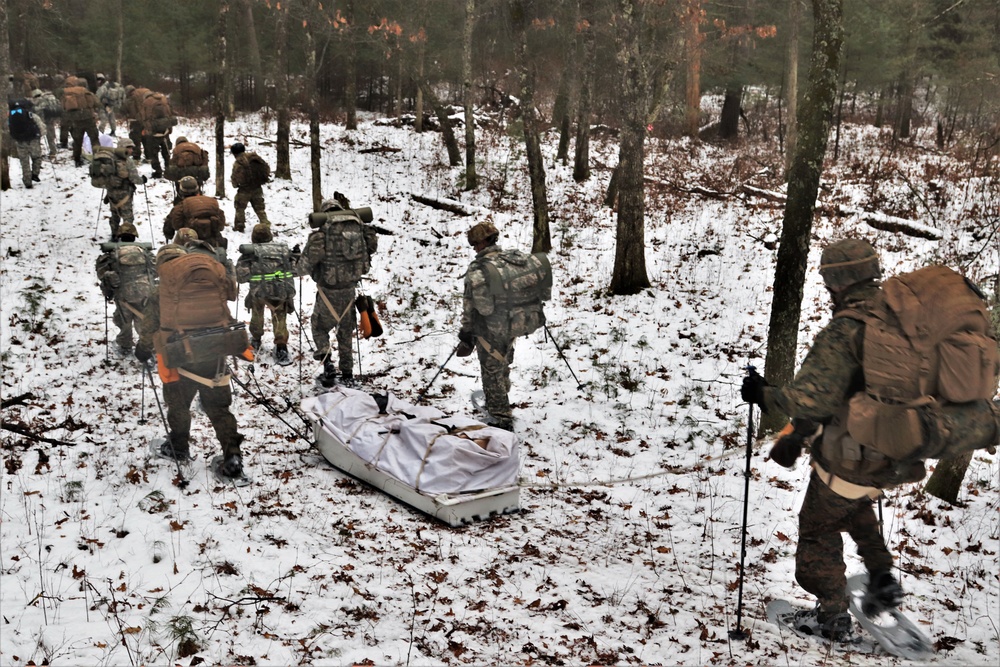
[230, 142, 245, 156]
[173, 228, 199, 246]
[118, 223, 138, 238]
[819, 238, 881, 291]
[117, 137, 134, 149]
[467, 221, 499, 247]
[175, 136, 188, 145]
[178, 176, 199, 195]
[156, 244, 187, 266]
[124, 84, 135, 94]
[31, 89, 43, 99]
[251, 223, 273, 243]
[96, 73, 106, 82]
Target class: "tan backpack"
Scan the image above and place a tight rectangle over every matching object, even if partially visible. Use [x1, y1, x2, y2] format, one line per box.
[171, 142, 208, 168]
[62, 86, 97, 112]
[157, 252, 233, 332]
[840, 265, 1000, 460]
[180, 196, 225, 244]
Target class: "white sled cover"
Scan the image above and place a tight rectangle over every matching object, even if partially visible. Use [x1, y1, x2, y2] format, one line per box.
[302, 387, 520, 495]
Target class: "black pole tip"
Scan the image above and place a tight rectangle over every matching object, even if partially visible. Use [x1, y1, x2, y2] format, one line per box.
[728, 628, 749, 641]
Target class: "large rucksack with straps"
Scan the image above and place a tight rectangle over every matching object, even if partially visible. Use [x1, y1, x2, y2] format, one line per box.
[141, 92, 177, 135]
[165, 142, 210, 182]
[472, 249, 552, 339]
[62, 85, 97, 112]
[97, 242, 155, 303]
[243, 153, 270, 187]
[34, 92, 62, 120]
[237, 243, 296, 303]
[179, 196, 225, 244]
[320, 211, 372, 287]
[839, 265, 1000, 462]
[155, 252, 245, 368]
[89, 147, 128, 188]
[8, 102, 39, 142]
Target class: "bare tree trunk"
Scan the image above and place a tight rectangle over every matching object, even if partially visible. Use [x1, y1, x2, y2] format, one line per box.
[394, 48, 404, 120]
[0, 0, 11, 192]
[609, 0, 651, 294]
[761, 0, 844, 433]
[414, 37, 425, 133]
[924, 452, 973, 505]
[214, 0, 231, 200]
[573, 0, 596, 182]
[684, 0, 702, 136]
[115, 0, 124, 83]
[305, 3, 322, 211]
[784, 0, 800, 176]
[418, 80, 462, 167]
[463, 0, 478, 190]
[553, 65, 572, 164]
[720, 85, 743, 139]
[344, 0, 358, 130]
[274, 0, 291, 180]
[242, 0, 262, 108]
[509, 0, 551, 253]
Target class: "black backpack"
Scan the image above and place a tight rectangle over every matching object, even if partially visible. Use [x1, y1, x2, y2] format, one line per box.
[8, 102, 39, 142]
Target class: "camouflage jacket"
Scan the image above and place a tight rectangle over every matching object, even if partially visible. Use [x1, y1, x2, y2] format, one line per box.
[296, 220, 378, 289]
[108, 152, 144, 191]
[230, 152, 268, 189]
[461, 245, 507, 343]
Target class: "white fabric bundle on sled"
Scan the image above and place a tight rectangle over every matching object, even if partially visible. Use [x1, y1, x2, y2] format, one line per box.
[302, 387, 520, 495]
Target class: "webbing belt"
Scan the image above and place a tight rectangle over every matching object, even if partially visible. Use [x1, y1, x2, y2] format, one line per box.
[122, 301, 145, 320]
[476, 336, 508, 364]
[177, 367, 231, 388]
[317, 288, 355, 325]
[250, 271, 293, 282]
[812, 460, 881, 500]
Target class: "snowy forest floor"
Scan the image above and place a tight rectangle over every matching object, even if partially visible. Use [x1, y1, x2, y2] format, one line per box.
[0, 110, 998, 666]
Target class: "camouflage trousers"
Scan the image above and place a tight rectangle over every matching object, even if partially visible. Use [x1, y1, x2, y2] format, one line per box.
[106, 187, 135, 239]
[13, 139, 41, 187]
[112, 298, 144, 349]
[128, 121, 143, 159]
[67, 118, 99, 165]
[144, 135, 170, 176]
[234, 186, 269, 231]
[43, 120, 57, 157]
[311, 285, 356, 376]
[247, 295, 291, 346]
[162, 359, 242, 458]
[795, 471, 892, 619]
[476, 336, 514, 421]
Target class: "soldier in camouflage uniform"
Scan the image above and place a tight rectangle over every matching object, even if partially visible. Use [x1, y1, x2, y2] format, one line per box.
[741, 238, 1000, 643]
[229, 142, 270, 232]
[458, 221, 514, 431]
[95, 74, 126, 136]
[8, 100, 46, 189]
[296, 197, 378, 385]
[30, 89, 60, 157]
[236, 224, 295, 365]
[102, 138, 146, 240]
[95, 223, 153, 353]
[135, 241, 246, 478]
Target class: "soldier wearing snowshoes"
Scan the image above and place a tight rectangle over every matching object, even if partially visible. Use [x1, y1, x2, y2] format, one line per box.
[236, 224, 296, 366]
[163, 176, 228, 250]
[741, 237, 1000, 643]
[135, 240, 251, 480]
[229, 142, 270, 232]
[165, 136, 210, 202]
[297, 195, 378, 387]
[95, 223, 154, 355]
[61, 80, 100, 167]
[93, 138, 145, 239]
[30, 88, 61, 157]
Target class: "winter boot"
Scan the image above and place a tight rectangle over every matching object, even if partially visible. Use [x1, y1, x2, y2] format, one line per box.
[862, 570, 904, 616]
[250, 337, 262, 351]
[220, 453, 244, 478]
[319, 359, 337, 387]
[274, 344, 291, 366]
[792, 608, 858, 644]
[159, 438, 191, 461]
[339, 372, 356, 388]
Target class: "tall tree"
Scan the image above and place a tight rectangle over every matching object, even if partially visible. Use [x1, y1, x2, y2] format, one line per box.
[609, 0, 681, 295]
[509, 0, 551, 253]
[214, 0, 232, 200]
[784, 0, 800, 175]
[343, 0, 359, 130]
[462, 0, 478, 190]
[761, 0, 844, 432]
[274, 0, 291, 180]
[684, 0, 703, 136]
[305, 0, 322, 210]
[1, 0, 11, 191]
[572, 0, 596, 182]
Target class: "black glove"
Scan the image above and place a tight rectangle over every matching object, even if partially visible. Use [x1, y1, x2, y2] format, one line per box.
[456, 341, 474, 357]
[769, 432, 803, 468]
[134, 345, 152, 364]
[458, 330, 475, 347]
[740, 369, 768, 409]
[292, 244, 301, 254]
[142, 175, 148, 183]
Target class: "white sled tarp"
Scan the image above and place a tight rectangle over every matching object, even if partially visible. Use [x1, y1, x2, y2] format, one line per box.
[302, 387, 520, 525]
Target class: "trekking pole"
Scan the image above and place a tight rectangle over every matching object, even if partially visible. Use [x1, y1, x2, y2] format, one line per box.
[94, 188, 105, 238]
[47, 155, 60, 185]
[138, 359, 147, 425]
[103, 298, 110, 362]
[416, 344, 458, 404]
[142, 181, 153, 232]
[543, 323, 584, 390]
[730, 364, 757, 641]
[355, 303, 363, 381]
[298, 276, 304, 387]
[143, 362, 189, 489]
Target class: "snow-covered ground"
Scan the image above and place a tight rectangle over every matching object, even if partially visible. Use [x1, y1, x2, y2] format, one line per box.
[0, 111, 997, 666]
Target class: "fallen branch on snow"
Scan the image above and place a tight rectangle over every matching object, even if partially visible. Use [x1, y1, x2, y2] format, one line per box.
[410, 194, 485, 216]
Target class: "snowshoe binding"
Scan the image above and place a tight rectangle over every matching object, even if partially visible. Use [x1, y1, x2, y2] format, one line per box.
[150, 437, 195, 464]
[274, 344, 293, 366]
[767, 600, 876, 652]
[847, 574, 933, 660]
[210, 454, 251, 487]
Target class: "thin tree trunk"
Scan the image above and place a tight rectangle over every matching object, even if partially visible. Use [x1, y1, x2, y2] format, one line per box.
[573, 0, 596, 182]
[0, 0, 11, 192]
[243, 0, 262, 108]
[414, 38, 425, 133]
[305, 4, 322, 211]
[684, 0, 702, 136]
[394, 47, 403, 120]
[344, 0, 358, 130]
[553, 65, 572, 164]
[214, 0, 231, 200]
[463, 0, 478, 190]
[115, 0, 124, 83]
[784, 0, 800, 176]
[509, 0, 551, 253]
[274, 0, 291, 179]
[609, 0, 651, 295]
[720, 85, 743, 140]
[761, 0, 844, 433]
[832, 49, 847, 160]
[924, 452, 973, 505]
[418, 80, 462, 167]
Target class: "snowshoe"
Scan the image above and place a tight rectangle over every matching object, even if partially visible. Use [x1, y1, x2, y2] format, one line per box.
[767, 600, 876, 653]
[274, 345, 293, 366]
[210, 454, 251, 487]
[471, 391, 513, 430]
[150, 437, 195, 464]
[847, 574, 933, 660]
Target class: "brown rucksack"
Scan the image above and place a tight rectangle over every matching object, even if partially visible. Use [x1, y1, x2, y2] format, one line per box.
[141, 92, 176, 135]
[157, 252, 233, 332]
[172, 142, 207, 169]
[180, 196, 226, 244]
[62, 86, 97, 112]
[839, 265, 1000, 461]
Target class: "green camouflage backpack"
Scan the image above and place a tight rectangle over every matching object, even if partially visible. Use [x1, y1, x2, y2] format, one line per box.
[237, 242, 295, 303]
[90, 147, 127, 188]
[472, 249, 552, 339]
[97, 241, 155, 303]
[320, 210, 372, 287]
